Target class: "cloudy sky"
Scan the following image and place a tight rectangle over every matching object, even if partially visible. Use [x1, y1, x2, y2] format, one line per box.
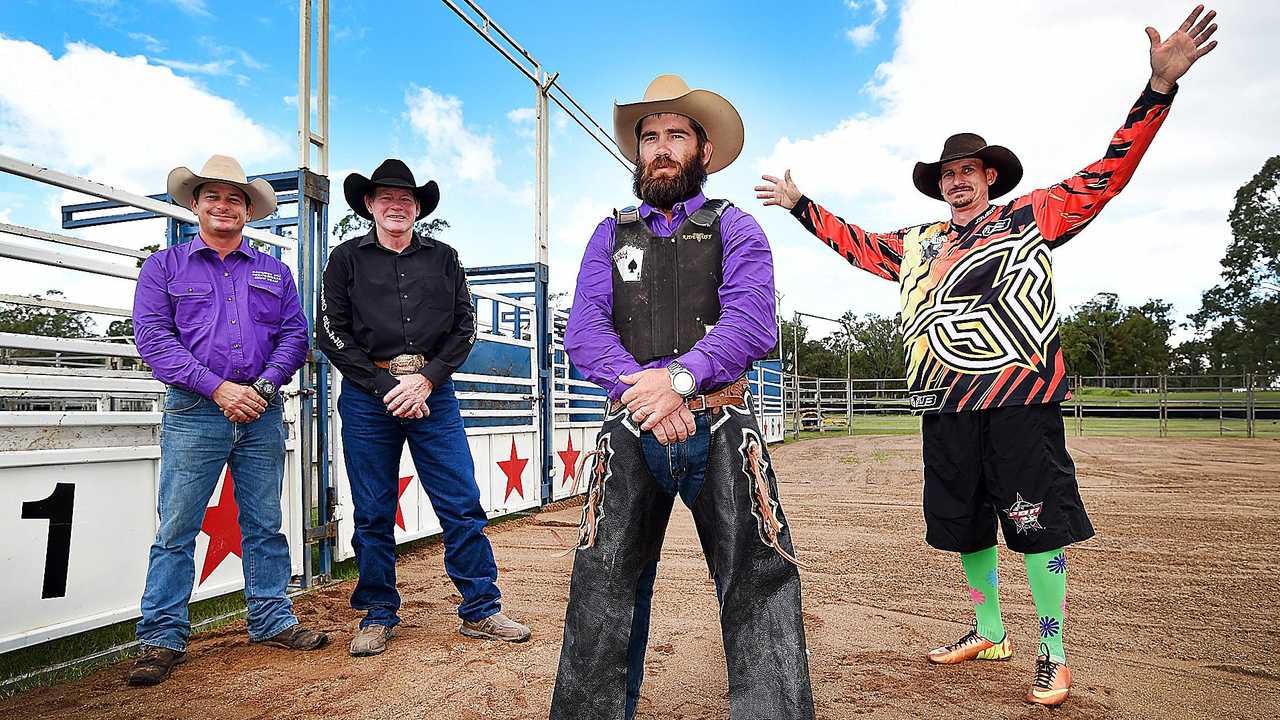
[0, 0, 1275, 339]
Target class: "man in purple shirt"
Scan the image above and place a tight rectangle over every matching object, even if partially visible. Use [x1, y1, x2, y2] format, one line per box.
[551, 75, 815, 720]
[127, 155, 326, 687]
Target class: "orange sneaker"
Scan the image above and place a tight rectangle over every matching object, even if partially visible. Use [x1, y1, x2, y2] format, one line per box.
[1026, 649, 1072, 706]
[927, 628, 1013, 665]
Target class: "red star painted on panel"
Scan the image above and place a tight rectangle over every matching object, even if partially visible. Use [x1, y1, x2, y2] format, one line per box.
[497, 438, 528, 502]
[395, 475, 414, 531]
[198, 468, 243, 585]
[557, 436, 581, 487]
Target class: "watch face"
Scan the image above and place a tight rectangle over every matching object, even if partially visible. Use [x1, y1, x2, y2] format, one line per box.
[673, 371, 695, 395]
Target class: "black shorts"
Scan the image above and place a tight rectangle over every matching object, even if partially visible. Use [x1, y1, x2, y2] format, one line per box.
[922, 402, 1094, 554]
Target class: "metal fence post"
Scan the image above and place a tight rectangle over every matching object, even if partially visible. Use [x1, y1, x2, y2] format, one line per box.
[1247, 372, 1256, 438]
[1159, 374, 1168, 438]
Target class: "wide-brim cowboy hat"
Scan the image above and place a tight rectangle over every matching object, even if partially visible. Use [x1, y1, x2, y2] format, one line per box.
[613, 74, 744, 174]
[167, 154, 277, 222]
[343, 158, 440, 222]
[912, 133, 1023, 202]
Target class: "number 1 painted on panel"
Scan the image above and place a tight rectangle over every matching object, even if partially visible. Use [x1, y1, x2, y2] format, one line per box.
[21, 483, 75, 599]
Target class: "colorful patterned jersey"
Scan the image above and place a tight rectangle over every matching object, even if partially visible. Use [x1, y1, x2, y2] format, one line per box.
[792, 84, 1176, 413]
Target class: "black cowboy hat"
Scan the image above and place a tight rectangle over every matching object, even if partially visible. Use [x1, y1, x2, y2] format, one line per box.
[343, 158, 440, 221]
[912, 133, 1023, 202]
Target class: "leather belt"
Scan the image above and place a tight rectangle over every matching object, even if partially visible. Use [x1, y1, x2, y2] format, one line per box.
[373, 353, 427, 376]
[611, 377, 749, 415]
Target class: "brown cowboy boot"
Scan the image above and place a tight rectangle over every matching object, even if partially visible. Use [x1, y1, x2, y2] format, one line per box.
[126, 646, 187, 686]
[252, 624, 329, 651]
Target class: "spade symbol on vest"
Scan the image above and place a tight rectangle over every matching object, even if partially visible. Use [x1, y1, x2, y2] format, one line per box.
[615, 246, 644, 282]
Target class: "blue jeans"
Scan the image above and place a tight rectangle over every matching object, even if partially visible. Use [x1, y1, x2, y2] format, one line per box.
[136, 387, 297, 651]
[337, 378, 501, 628]
[625, 414, 713, 720]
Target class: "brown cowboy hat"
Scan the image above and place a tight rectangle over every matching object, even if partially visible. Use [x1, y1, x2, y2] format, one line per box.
[343, 158, 440, 221]
[167, 154, 277, 221]
[912, 133, 1023, 202]
[613, 74, 744, 174]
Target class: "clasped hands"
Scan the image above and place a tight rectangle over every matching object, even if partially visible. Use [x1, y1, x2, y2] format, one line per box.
[619, 368, 696, 446]
[212, 381, 267, 423]
[383, 374, 433, 419]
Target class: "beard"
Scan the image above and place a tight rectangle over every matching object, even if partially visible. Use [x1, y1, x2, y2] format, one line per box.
[632, 151, 708, 210]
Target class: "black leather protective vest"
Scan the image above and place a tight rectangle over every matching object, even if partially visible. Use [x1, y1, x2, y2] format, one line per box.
[610, 199, 730, 364]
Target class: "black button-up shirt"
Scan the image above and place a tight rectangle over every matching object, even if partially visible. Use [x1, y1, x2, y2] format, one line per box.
[318, 228, 476, 396]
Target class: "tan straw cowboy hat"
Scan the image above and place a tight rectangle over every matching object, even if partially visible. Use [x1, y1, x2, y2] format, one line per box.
[167, 154, 277, 221]
[613, 74, 744, 174]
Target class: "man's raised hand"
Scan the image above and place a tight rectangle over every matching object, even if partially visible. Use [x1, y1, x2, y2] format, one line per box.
[755, 169, 802, 210]
[1147, 5, 1218, 93]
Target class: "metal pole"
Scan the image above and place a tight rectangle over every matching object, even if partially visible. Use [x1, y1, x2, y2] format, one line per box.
[846, 347, 853, 436]
[297, 0, 312, 170]
[1247, 372, 1256, 438]
[792, 321, 799, 440]
[534, 67, 554, 504]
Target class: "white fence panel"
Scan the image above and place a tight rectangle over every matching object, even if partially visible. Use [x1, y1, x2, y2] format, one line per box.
[0, 399, 304, 653]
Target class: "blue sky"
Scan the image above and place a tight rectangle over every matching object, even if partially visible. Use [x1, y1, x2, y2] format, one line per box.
[0, 0, 1275, 338]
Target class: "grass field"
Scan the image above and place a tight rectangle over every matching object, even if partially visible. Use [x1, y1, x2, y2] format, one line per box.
[791, 412, 1280, 439]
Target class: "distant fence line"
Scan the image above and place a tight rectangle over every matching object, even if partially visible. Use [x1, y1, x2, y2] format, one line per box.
[781, 374, 1280, 439]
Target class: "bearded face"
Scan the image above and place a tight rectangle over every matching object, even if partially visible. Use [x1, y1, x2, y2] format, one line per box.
[631, 113, 710, 210]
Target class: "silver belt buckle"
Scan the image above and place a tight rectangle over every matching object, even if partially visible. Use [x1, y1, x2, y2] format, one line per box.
[388, 353, 425, 376]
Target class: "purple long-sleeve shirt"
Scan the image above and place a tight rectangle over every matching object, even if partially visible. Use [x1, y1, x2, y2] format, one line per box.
[133, 235, 309, 398]
[564, 191, 777, 400]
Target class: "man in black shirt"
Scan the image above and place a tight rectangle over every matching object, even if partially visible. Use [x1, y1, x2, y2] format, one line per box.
[318, 158, 530, 657]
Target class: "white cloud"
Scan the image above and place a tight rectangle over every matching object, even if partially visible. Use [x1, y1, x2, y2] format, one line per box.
[846, 0, 888, 50]
[284, 94, 319, 111]
[169, 0, 211, 17]
[550, 195, 613, 294]
[0, 38, 285, 192]
[233, 48, 265, 70]
[757, 0, 1278, 331]
[0, 37, 287, 309]
[153, 57, 234, 76]
[128, 32, 165, 54]
[405, 85, 502, 188]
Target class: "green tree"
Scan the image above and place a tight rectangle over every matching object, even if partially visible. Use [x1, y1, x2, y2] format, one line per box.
[1188, 154, 1280, 382]
[1110, 300, 1174, 376]
[0, 290, 96, 339]
[778, 311, 905, 379]
[1059, 292, 1123, 377]
[107, 318, 133, 337]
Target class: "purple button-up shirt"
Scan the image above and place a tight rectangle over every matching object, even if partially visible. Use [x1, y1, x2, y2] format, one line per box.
[133, 235, 309, 398]
[564, 191, 778, 400]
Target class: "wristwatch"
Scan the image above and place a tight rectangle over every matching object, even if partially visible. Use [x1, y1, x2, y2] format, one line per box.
[668, 362, 697, 398]
[251, 378, 278, 402]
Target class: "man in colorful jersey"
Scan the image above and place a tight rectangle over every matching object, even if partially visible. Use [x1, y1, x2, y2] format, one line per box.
[551, 75, 815, 720]
[757, 5, 1218, 707]
[129, 155, 327, 687]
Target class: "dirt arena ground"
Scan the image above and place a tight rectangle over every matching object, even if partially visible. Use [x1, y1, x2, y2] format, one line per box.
[7, 435, 1278, 720]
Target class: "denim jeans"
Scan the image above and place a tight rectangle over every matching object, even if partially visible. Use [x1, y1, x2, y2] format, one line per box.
[337, 378, 501, 628]
[136, 387, 297, 651]
[625, 413, 713, 720]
